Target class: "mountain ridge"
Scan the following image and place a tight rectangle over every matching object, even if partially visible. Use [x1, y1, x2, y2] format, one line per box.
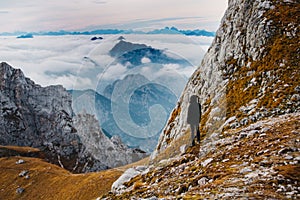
[0, 27, 215, 37]
[102, 0, 300, 198]
[0, 62, 147, 173]
[151, 0, 300, 161]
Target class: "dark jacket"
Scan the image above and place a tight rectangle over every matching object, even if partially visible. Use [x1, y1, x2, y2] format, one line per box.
[187, 95, 201, 125]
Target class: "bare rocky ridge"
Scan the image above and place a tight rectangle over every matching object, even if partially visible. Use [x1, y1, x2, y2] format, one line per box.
[0, 62, 147, 173]
[102, 0, 300, 199]
[152, 0, 299, 161]
[0, 62, 81, 171]
[74, 113, 147, 172]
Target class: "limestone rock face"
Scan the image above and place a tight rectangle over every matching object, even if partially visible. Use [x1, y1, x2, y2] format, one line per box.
[74, 113, 147, 172]
[0, 62, 81, 170]
[152, 0, 299, 160]
[0, 62, 147, 172]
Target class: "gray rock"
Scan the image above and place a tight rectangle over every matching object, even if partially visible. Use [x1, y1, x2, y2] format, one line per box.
[201, 158, 213, 167]
[111, 167, 142, 194]
[294, 156, 300, 161]
[16, 159, 25, 165]
[0, 62, 81, 171]
[16, 187, 24, 194]
[284, 155, 293, 160]
[180, 144, 188, 154]
[142, 197, 159, 200]
[74, 113, 147, 172]
[151, 0, 299, 162]
[240, 167, 252, 174]
[198, 177, 208, 185]
[19, 170, 29, 177]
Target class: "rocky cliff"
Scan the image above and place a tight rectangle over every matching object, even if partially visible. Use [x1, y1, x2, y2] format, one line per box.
[102, 0, 300, 199]
[74, 113, 147, 171]
[152, 0, 299, 161]
[0, 62, 146, 173]
[0, 62, 82, 171]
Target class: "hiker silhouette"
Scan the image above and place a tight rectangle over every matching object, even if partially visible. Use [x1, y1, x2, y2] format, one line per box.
[187, 95, 201, 146]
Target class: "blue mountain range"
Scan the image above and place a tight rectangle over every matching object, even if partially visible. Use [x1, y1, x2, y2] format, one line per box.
[2, 27, 215, 37]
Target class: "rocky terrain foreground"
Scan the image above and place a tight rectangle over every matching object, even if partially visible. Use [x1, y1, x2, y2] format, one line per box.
[103, 113, 299, 199]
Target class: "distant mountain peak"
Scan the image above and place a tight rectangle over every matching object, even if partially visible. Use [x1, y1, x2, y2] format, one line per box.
[109, 40, 149, 57]
[118, 36, 126, 40]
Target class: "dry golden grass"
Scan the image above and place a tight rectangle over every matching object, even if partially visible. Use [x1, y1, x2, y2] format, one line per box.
[0, 146, 150, 200]
[0, 145, 40, 153]
[151, 130, 191, 164]
[0, 156, 123, 200]
[225, 1, 300, 120]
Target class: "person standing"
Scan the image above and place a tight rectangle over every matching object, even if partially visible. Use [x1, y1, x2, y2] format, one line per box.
[187, 95, 201, 146]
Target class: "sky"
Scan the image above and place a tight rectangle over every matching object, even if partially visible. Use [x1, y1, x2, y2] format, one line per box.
[0, 0, 228, 33]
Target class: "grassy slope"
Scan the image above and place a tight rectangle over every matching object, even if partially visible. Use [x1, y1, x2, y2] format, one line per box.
[0, 150, 149, 200]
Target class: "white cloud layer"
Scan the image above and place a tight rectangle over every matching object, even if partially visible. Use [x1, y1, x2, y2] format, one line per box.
[0, 34, 211, 90]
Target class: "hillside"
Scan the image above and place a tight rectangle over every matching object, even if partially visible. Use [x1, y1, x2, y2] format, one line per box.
[0, 0, 299, 199]
[0, 145, 149, 200]
[0, 154, 122, 200]
[152, 0, 299, 161]
[102, 113, 299, 199]
[101, 0, 300, 199]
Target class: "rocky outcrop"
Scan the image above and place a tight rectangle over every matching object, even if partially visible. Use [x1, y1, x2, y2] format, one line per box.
[0, 62, 147, 173]
[0, 62, 82, 171]
[151, 0, 299, 161]
[74, 113, 147, 172]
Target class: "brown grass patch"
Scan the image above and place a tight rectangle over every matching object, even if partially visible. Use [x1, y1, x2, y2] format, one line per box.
[0, 146, 150, 200]
[225, 1, 300, 121]
[0, 156, 123, 200]
[151, 130, 191, 164]
[0, 146, 40, 153]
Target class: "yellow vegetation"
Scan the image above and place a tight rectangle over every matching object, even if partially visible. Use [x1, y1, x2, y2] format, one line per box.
[0, 146, 150, 200]
[151, 130, 191, 164]
[0, 156, 123, 200]
[226, 1, 300, 121]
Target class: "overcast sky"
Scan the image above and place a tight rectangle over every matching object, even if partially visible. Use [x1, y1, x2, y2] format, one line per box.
[0, 0, 228, 33]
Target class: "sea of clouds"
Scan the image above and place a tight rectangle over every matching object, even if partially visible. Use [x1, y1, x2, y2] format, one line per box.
[0, 34, 213, 90]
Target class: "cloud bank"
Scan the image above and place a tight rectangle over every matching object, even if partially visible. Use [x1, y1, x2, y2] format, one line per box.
[0, 34, 213, 90]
